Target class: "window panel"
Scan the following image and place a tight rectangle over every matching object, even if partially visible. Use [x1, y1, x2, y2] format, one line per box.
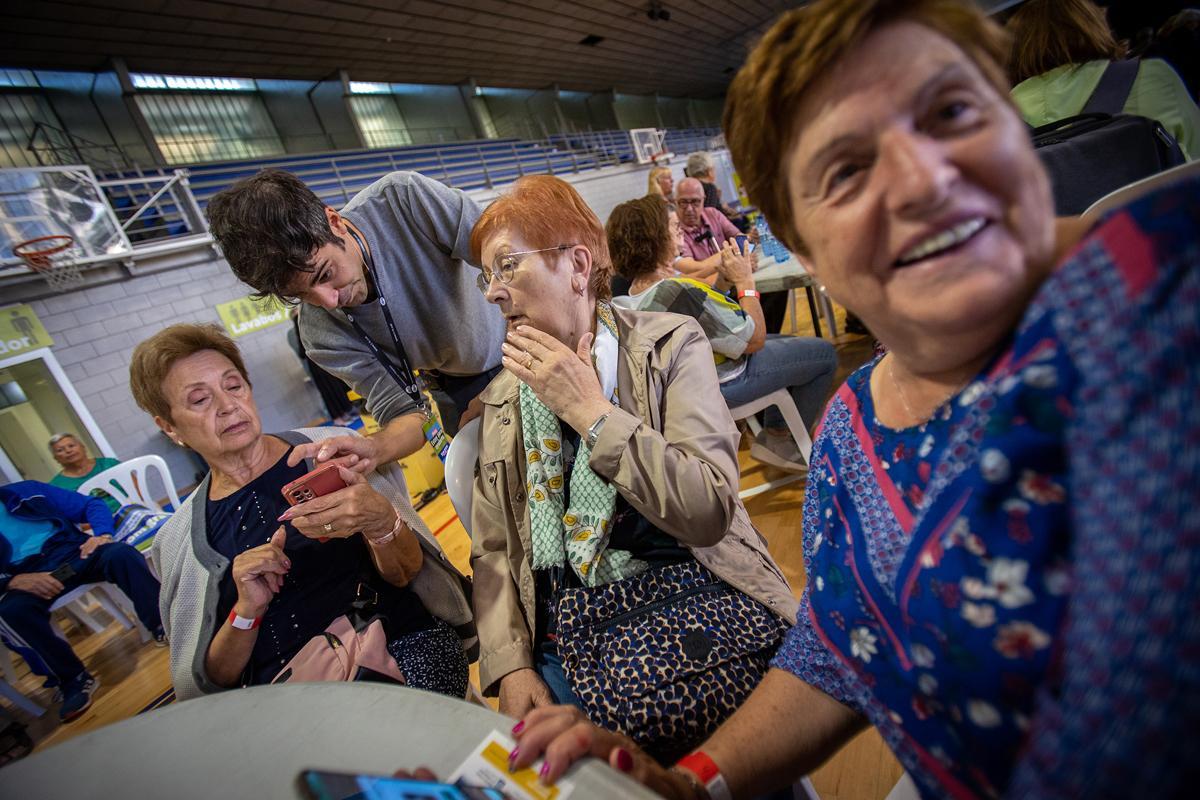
[350, 94, 413, 149]
[136, 92, 284, 164]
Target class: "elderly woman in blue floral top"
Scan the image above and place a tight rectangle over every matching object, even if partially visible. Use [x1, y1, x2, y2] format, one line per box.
[503, 1, 1200, 798]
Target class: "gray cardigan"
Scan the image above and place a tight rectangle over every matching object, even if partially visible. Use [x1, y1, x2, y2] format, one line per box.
[152, 427, 476, 701]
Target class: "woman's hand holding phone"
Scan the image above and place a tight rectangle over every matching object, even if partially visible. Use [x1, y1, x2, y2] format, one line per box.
[278, 466, 398, 542]
[717, 238, 756, 290]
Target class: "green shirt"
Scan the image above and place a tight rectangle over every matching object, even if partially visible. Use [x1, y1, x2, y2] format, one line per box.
[1012, 59, 1200, 161]
[50, 457, 122, 514]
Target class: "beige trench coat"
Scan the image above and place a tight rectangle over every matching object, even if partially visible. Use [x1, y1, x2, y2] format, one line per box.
[470, 306, 797, 695]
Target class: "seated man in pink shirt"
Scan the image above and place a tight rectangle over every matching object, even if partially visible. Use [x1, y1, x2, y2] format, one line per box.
[677, 177, 788, 333]
[675, 177, 741, 281]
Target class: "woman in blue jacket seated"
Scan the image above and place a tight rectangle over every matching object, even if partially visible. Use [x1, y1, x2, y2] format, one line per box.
[0, 481, 163, 721]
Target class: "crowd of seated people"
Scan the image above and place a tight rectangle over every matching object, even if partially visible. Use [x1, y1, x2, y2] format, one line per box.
[607, 194, 835, 472]
[5, 1, 1198, 796]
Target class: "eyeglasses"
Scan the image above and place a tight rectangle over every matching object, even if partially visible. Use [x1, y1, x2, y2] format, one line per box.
[676, 198, 704, 207]
[476, 244, 576, 294]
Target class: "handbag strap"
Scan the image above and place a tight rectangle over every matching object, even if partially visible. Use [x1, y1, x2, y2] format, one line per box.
[1082, 60, 1139, 115]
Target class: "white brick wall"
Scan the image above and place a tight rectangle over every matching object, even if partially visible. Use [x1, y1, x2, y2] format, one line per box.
[26, 259, 322, 492]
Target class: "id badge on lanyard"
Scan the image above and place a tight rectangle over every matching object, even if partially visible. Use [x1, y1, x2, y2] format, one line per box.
[344, 227, 451, 462]
[422, 416, 450, 461]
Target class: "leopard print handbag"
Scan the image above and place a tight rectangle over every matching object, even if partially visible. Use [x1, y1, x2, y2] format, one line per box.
[554, 559, 787, 763]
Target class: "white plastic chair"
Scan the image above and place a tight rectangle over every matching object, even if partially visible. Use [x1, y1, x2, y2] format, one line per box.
[50, 583, 147, 642]
[0, 581, 149, 717]
[78, 454, 182, 513]
[72, 455, 177, 638]
[0, 642, 44, 717]
[729, 388, 813, 500]
[79, 454, 181, 579]
[1082, 159, 1200, 222]
[444, 417, 482, 537]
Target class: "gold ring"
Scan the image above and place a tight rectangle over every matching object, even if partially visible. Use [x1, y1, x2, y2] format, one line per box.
[323, 522, 333, 533]
[526, 355, 535, 369]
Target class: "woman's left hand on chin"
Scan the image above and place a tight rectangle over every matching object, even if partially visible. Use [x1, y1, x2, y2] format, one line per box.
[502, 325, 612, 434]
[278, 465, 397, 541]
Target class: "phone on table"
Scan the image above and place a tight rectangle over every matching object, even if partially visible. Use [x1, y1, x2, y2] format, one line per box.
[297, 770, 506, 800]
[50, 563, 77, 583]
[281, 463, 348, 506]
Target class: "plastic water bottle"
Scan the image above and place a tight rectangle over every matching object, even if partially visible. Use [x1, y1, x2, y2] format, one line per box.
[754, 216, 790, 262]
[774, 236, 790, 263]
[754, 216, 775, 260]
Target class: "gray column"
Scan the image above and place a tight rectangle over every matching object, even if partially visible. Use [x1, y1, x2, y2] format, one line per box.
[110, 58, 167, 166]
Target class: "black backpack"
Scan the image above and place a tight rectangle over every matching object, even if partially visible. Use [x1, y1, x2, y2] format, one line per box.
[1032, 60, 1186, 215]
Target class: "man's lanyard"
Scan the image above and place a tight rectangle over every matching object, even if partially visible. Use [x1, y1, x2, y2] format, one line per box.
[342, 226, 427, 417]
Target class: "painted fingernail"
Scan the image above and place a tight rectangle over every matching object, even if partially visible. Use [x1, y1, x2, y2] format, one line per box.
[508, 746, 520, 768]
[538, 762, 551, 780]
[511, 720, 525, 735]
[615, 748, 633, 773]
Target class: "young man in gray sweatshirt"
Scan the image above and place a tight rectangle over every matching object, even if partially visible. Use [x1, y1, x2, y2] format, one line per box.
[207, 169, 504, 471]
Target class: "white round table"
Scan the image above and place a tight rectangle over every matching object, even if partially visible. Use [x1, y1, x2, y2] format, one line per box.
[0, 683, 659, 799]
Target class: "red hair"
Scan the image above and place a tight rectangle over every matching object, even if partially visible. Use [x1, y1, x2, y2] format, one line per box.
[470, 175, 612, 301]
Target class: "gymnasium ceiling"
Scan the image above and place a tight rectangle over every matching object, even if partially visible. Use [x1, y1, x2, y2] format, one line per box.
[0, 0, 1023, 98]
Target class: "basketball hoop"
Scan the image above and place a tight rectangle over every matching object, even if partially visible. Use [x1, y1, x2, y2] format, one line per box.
[12, 235, 84, 291]
[650, 150, 675, 165]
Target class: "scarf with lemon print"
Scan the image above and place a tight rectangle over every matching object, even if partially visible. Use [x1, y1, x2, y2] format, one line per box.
[520, 302, 649, 587]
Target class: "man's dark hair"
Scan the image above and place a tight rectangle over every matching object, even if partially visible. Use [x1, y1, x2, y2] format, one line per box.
[205, 168, 343, 302]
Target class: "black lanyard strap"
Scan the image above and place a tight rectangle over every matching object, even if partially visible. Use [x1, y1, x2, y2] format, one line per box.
[342, 226, 427, 415]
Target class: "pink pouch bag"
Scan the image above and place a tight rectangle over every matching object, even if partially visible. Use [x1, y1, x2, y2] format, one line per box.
[271, 614, 406, 685]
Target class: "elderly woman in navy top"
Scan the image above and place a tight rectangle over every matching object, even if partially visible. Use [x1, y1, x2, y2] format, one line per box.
[132, 324, 474, 700]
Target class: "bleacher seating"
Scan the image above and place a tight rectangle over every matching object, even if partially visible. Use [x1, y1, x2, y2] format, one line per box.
[547, 127, 723, 165]
[95, 127, 727, 246]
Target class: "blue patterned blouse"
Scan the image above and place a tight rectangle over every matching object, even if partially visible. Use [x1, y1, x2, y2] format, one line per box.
[772, 176, 1200, 798]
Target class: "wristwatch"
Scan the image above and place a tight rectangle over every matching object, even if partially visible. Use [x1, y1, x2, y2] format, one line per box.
[586, 413, 610, 448]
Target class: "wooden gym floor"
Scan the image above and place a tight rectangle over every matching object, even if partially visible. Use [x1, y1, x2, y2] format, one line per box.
[3, 297, 903, 799]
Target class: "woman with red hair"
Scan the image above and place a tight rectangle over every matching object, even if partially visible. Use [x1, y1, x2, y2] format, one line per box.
[467, 174, 796, 763]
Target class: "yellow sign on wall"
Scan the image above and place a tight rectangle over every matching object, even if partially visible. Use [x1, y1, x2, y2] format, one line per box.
[216, 295, 291, 338]
[0, 304, 53, 356]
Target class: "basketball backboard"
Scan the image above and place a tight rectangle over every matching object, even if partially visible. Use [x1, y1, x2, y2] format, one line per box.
[629, 128, 668, 164]
[0, 165, 133, 274]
